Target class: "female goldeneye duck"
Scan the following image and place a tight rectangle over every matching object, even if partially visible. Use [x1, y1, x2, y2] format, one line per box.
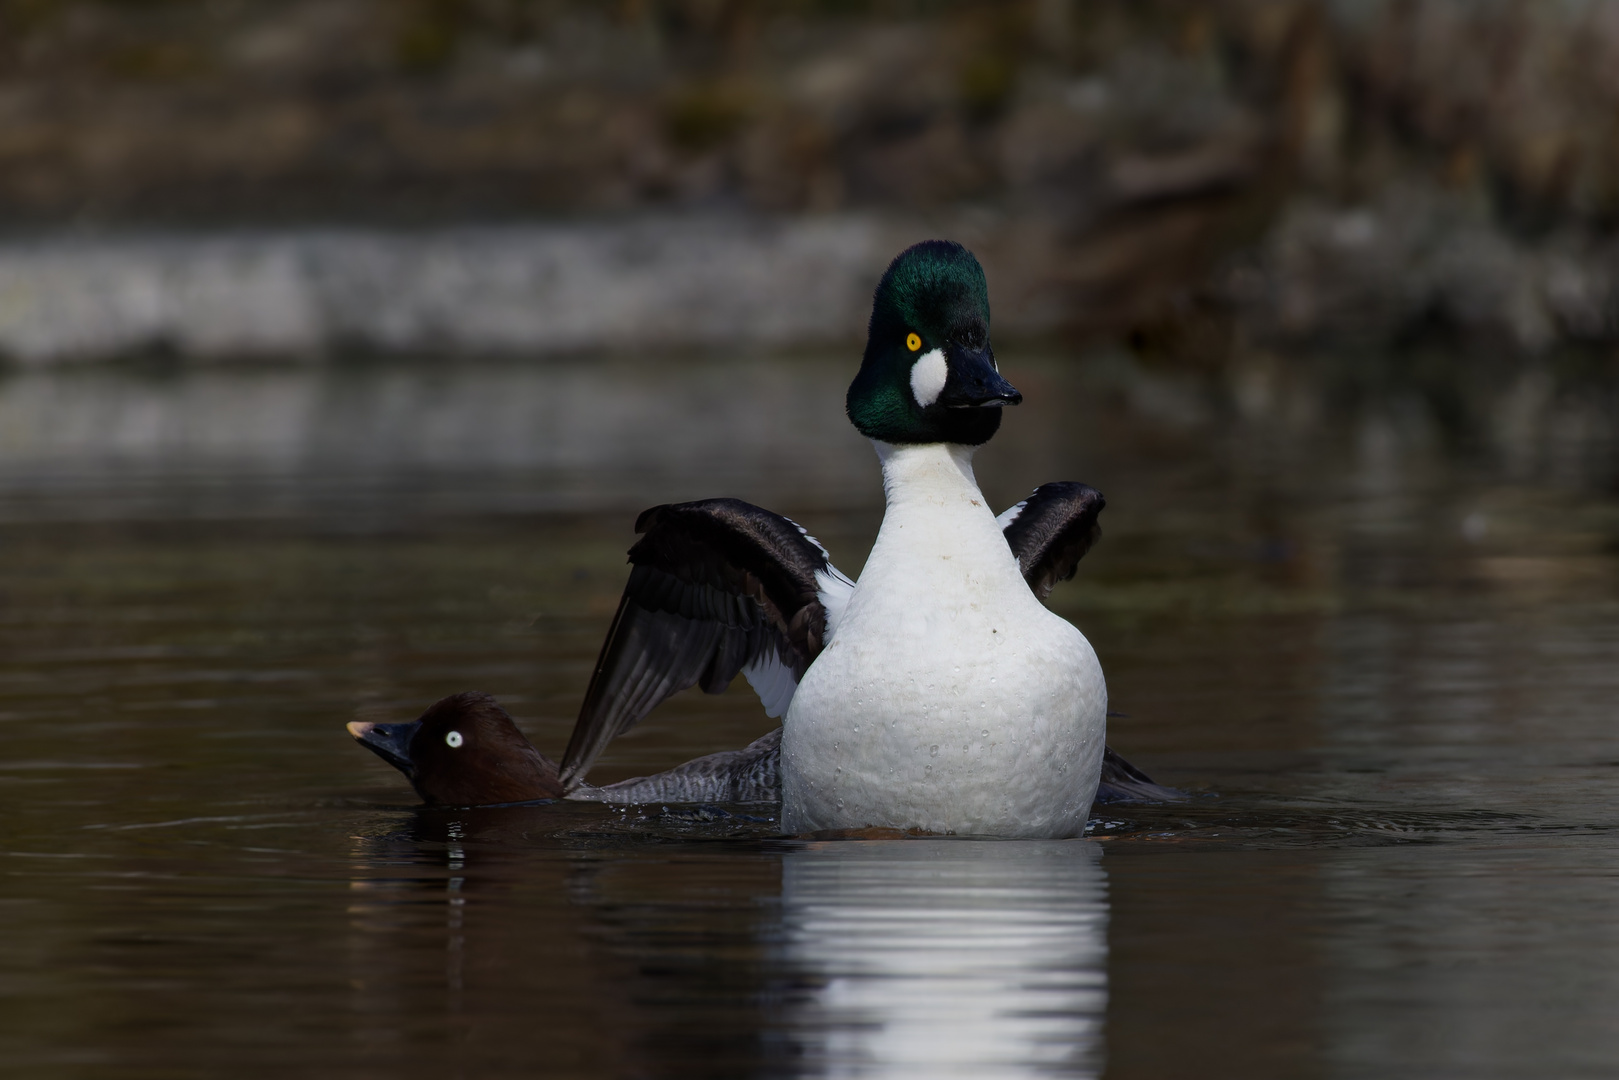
[347, 691, 564, 807]
[347, 241, 1182, 822]
[347, 690, 787, 807]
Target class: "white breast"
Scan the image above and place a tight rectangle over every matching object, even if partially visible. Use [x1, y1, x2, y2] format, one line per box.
[781, 442, 1107, 838]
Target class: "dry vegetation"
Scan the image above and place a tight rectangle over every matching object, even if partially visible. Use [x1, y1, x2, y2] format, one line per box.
[0, 0, 1616, 350]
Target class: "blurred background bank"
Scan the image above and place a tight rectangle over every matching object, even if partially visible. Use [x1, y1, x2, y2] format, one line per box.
[0, 0, 1615, 397]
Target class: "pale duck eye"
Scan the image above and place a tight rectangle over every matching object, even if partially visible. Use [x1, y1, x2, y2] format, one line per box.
[909, 347, 948, 408]
[445, 730, 463, 748]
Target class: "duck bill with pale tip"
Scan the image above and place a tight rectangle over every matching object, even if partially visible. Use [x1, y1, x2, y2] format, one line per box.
[346, 691, 566, 806]
[937, 343, 1021, 409]
[346, 720, 422, 777]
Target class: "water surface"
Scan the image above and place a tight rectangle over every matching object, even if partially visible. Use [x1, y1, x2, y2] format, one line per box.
[1, 350, 1617, 1078]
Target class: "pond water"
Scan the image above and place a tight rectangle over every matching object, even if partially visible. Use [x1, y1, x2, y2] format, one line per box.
[1, 349, 1617, 1078]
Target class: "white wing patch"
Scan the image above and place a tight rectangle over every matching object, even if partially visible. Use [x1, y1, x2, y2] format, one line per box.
[995, 498, 1029, 530]
[909, 348, 948, 408]
[786, 517, 833, 560]
[740, 564, 853, 719]
[815, 564, 856, 641]
[736, 515, 857, 717]
[742, 652, 799, 718]
[784, 515, 856, 643]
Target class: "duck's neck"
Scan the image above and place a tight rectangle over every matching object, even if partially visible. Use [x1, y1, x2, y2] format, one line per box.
[874, 441, 983, 511]
[863, 440, 1024, 590]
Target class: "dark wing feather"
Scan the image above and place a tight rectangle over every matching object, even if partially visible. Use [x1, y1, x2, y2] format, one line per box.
[999, 481, 1106, 602]
[1093, 746, 1185, 803]
[559, 499, 836, 787]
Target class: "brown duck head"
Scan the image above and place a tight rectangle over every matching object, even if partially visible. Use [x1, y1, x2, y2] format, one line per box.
[347, 691, 564, 806]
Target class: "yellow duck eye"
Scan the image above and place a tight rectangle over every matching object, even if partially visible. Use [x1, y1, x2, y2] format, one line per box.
[906, 332, 922, 351]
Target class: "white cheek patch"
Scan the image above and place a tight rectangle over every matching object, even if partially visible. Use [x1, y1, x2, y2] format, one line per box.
[909, 348, 948, 408]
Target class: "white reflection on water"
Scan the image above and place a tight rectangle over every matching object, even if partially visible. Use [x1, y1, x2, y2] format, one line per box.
[779, 840, 1108, 1079]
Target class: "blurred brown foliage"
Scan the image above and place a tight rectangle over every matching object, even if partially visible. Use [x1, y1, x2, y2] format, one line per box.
[0, 0, 1616, 349]
[3, 0, 1616, 224]
[0, 1, 1258, 221]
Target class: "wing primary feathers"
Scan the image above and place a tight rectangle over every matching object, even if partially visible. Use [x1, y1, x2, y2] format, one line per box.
[1000, 481, 1106, 601]
[1093, 746, 1187, 803]
[558, 499, 845, 788]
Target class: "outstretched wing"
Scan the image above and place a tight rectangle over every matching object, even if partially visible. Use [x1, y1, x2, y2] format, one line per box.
[559, 499, 853, 787]
[997, 481, 1106, 601]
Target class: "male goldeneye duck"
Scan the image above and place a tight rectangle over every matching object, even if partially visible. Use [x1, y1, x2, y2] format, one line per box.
[555, 239, 1152, 837]
[346, 240, 1179, 821]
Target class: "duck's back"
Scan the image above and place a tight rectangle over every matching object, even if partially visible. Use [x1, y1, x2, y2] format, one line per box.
[781, 444, 1106, 838]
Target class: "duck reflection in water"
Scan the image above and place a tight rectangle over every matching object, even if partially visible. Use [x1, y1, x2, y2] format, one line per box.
[344, 815, 1108, 1077]
[780, 839, 1108, 1079]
